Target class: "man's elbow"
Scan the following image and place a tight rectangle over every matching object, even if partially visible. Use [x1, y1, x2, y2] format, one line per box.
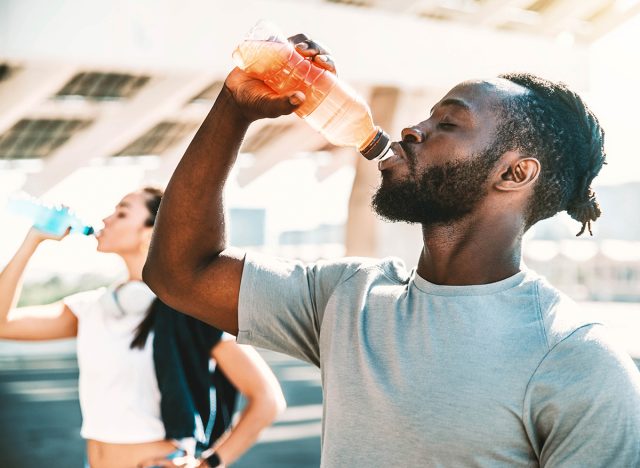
[142, 258, 172, 301]
[142, 259, 158, 289]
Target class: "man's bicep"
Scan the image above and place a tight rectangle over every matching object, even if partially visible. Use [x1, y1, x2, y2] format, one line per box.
[160, 247, 246, 335]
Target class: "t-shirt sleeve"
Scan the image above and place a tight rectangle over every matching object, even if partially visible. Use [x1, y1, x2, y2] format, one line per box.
[523, 324, 640, 466]
[237, 251, 361, 367]
[63, 287, 106, 319]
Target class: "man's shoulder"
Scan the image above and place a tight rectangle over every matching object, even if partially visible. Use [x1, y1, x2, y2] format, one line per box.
[315, 255, 410, 285]
[532, 275, 601, 350]
[245, 250, 410, 286]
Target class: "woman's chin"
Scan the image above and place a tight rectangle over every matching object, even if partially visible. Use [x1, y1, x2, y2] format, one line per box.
[96, 242, 111, 253]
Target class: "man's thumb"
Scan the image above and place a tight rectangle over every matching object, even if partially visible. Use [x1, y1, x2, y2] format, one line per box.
[257, 91, 305, 118]
[288, 91, 305, 107]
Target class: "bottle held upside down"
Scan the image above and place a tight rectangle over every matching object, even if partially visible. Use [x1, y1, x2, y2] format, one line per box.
[232, 21, 391, 160]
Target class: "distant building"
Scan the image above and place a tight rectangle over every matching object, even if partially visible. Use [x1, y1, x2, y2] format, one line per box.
[524, 240, 640, 301]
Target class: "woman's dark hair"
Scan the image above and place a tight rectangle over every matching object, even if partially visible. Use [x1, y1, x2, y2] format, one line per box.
[141, 186, 164, 227]
[131, 186, 164, 349]
[496, 73, 606, 236]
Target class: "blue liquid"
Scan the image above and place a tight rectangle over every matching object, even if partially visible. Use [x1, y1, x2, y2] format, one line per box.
[7, 198, 94, 236]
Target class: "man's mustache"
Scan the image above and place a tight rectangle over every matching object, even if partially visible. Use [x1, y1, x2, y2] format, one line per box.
[399, 141, 417, 165]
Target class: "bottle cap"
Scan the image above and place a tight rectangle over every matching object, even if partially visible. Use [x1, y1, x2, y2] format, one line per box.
[83, 226, 95, 236]
[360, 128, 391, 160]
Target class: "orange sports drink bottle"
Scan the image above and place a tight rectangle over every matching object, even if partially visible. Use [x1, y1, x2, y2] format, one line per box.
[232, 20, 391, 160]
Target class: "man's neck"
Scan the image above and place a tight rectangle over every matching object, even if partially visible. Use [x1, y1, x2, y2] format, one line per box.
[416, 214, 523, 286]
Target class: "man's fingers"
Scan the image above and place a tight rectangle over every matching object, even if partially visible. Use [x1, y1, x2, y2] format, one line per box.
[288, 91, 305, 106]
[288, 33, 309, 46]
[264, 91, 305, 117]
[256, 91, 305, 119]
[294, 40, 332, 58]
[289, 34, 332, 57]
[312, 54, 336, 73]
[288, 33, 336, 75]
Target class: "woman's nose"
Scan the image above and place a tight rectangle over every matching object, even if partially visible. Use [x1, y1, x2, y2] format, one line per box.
[401, 126, 425, 144]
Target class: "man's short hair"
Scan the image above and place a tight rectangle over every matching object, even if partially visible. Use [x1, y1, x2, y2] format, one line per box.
[496, 73, 606, 236]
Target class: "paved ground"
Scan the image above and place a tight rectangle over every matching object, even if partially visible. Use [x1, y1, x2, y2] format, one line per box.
[0, 347, 321, 468]
[1, 301, 638, 467]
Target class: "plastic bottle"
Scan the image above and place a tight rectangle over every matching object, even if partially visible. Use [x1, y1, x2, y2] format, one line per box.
[232, 20, 391, 160]
[6, 195, 94, 236]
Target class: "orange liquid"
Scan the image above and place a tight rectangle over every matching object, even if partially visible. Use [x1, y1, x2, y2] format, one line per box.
[233, 40, 378, 150]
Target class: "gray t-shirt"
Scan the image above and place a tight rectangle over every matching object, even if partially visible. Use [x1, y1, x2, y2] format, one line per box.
[237, 253, 640, 467]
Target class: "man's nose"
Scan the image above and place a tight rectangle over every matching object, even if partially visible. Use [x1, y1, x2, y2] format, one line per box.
[401, 126, 425, 143]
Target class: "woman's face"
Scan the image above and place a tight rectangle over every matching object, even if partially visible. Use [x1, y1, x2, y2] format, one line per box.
[95, 191, 152, 255]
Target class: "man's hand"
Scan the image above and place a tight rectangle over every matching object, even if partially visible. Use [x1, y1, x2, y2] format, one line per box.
[223, 34, 337, 123]
[223, 67, 304, 122]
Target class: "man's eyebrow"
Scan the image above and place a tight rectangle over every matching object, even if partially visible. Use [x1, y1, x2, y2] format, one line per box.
[116, 202, 130, 209]
[430, 98, 472, 115]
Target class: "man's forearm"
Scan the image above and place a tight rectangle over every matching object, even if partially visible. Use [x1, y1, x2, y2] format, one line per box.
[145, 87, 250, 290]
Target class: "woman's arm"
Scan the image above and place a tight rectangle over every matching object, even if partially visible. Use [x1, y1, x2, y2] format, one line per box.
[201, 340, 286, 467]
[0, 228, 78, 340]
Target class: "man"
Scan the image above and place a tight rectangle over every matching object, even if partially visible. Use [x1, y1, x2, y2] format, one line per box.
[144, 37, 640, 466]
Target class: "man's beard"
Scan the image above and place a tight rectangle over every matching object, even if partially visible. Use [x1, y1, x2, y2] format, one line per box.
[372, 145, 502, 226]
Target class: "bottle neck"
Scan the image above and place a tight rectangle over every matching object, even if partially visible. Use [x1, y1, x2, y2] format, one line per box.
[359, 128, 391, 160]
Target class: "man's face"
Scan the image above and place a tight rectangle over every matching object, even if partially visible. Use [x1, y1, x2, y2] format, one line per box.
[373, 80, 521, 226]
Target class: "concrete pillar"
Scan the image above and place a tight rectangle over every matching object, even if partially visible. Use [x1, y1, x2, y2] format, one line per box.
[345, 86, 399, 257]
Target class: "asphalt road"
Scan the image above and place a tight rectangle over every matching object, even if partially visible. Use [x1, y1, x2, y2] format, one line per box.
[0, 348, 322, 468]
[1, 341, 638, 468]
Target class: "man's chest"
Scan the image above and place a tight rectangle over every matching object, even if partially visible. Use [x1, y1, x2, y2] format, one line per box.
[317, 291, 543, 462]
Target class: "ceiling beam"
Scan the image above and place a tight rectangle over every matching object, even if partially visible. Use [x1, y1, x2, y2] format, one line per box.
[22, 72, 215, 196]
[585, 1, 640, 41]
[143, 117, 274, 186]
[315, 147, 356, 182]
[471, 0, 539, 27]
[537, 0, 610, 36]
[372, 0, 431, 12]
[0, 0, 589, 89]
[236, 118, 328, 187]
[0, 63, 77, 136]
[24, 98, 105, 121]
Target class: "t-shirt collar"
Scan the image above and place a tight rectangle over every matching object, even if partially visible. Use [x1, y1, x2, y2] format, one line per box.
[411, 268, 529, 296]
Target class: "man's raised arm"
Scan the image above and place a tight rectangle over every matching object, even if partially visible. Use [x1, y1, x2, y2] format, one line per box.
[143, 68, 305, 334]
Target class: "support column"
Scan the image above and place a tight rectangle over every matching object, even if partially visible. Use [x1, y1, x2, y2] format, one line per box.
[345, 86, 399, 257]
[346, 87, 443, 263]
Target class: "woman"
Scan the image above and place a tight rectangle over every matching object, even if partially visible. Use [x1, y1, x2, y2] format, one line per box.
[0, 187, 286, 468]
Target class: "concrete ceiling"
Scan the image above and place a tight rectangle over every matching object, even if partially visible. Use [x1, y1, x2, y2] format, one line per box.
[0, 0, 638, 195]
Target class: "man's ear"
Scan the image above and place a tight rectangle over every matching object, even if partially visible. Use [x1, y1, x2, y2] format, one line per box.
[494, 151, 540, 192]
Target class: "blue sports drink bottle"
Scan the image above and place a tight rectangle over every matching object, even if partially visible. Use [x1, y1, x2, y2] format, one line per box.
[7, 196, 94, 236]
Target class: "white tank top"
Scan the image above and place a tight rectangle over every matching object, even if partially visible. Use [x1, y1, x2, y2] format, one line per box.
[64, 282, 165, 443]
